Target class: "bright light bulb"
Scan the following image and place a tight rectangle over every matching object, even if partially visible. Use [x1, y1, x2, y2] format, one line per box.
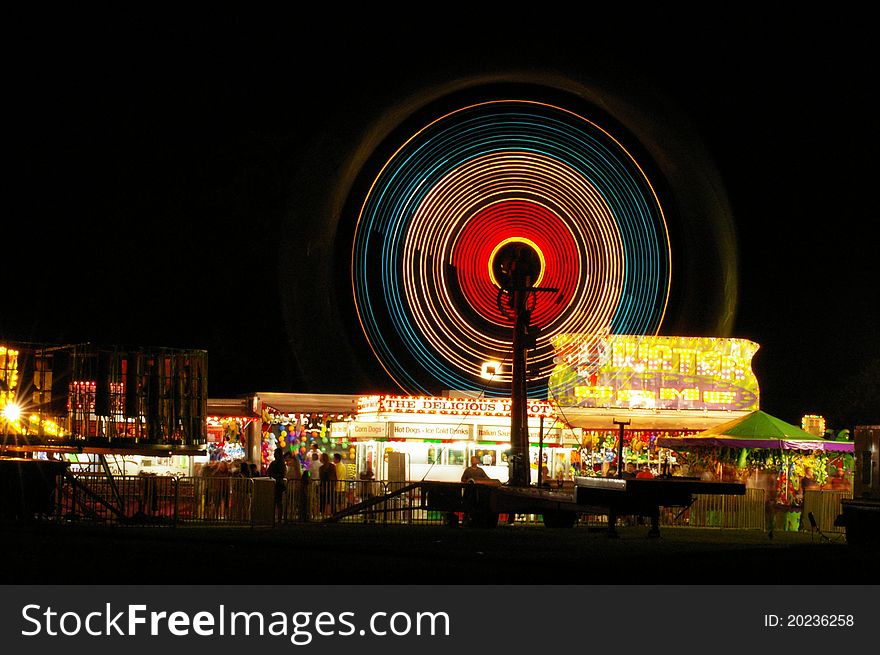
[480, 361, 503, 380]
[2, 402, 22, 422]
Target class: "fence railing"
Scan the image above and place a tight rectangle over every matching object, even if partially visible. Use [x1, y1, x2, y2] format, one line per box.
[50, 474, 853, 532]
[280, 480, 439, 525]
[57, 474, 267, 527]
[659, 488, 853, 532]
[58, 473, 179, 525]
[672, 488, 767, 530]
[803, 489, 849, 534]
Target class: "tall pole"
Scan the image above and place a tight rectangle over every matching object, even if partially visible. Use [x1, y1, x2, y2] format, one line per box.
[509, 286, 531, 488]
[614, 419, 631, 478]
[496, 243, 554, 489]
[537, 414, 545, 486]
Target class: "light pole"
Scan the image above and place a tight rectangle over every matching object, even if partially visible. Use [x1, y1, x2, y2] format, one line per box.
[614, 419, 631, 478]
[494, 242, 555, 488]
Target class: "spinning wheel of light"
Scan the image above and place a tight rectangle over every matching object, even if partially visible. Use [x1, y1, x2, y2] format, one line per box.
[352, 100, 671, 396]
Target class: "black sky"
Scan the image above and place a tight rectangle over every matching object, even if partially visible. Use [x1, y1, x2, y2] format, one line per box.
[4, 15, 877, 428]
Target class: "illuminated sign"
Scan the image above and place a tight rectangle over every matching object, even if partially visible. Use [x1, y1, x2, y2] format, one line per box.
[350, 422, 388, 440]
[357, 395, 556, 419]
[391, 423, 472, 439]
[802, 415, 826, 437]
[549, 335, 760, 411]
[477, 425, 560, 443]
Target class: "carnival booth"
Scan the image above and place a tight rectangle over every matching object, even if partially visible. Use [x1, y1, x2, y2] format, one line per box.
[203, 394, 361, 479]
[657, 410, 855, 531]
[205, 398, 254, 462]
[348, 394, 575, 483]
[251, 393, 359, 478]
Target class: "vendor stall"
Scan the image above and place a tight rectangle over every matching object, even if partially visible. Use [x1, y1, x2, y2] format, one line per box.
[657, 410, 855, 531]
[252, 393, 359, 477]
[348, 394, 575, 483]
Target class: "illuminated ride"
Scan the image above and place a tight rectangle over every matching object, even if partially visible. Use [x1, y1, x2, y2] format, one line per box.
[1, 342, 207, 453]
[1, 342, 208, 519]
[351, 100, 672, 399]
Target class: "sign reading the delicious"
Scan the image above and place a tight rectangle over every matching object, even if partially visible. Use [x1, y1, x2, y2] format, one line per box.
[357, 395, 555, 419]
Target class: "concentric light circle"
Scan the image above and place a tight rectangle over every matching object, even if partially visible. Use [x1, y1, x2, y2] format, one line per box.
[351, 100, 671, 396]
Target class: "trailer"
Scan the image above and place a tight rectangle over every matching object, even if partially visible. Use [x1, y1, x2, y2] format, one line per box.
[837, 425, 880, 546]
[422, 475, 745, 535]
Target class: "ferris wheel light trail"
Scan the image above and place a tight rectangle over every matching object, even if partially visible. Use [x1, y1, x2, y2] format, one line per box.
[352, 100, 671, 397]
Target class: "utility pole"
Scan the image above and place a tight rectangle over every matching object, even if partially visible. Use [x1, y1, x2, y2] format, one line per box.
[495, 243, 555, 488]
[508, 280, 531, 487]
[537, 414, 545, 486]
[613, 419, 631, 478]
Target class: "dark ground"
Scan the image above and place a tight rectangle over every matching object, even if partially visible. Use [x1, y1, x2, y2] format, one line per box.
[4, 521, 876, 585]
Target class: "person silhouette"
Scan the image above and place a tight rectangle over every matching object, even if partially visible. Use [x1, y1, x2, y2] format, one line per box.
[267, 447, 288, 523]
[461, 455, 489, 482]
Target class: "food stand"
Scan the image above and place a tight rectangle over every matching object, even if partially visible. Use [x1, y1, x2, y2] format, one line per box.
[658, 410, 855, 531]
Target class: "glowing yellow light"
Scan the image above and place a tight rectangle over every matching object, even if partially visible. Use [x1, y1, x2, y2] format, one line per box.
[480, 361, 504, 380]
[2, 401, 21, 423]
[487, 236, 547, 289]
[802, 414, 826, 437]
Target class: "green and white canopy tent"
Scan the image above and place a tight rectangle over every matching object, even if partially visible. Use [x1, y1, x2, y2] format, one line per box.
[657, 410, 853, 508]
[656, 410, 854, 453]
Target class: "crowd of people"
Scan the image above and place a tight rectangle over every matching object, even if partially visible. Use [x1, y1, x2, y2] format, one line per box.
[264, 445, 376, 523]
[190, 444, 368, 523]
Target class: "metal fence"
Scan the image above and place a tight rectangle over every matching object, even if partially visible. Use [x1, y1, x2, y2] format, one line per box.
[51, 474, 853, 532]
[58, 473, 179, 525]
[279, 480, 446, 525]
[803, 489, 849, 534]
[56, 474, 269, 527]
[658, 489, 853, 533]
[671, 488, 768, 530]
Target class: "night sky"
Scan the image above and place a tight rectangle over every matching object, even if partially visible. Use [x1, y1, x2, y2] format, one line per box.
[5, 15, 877, 429]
